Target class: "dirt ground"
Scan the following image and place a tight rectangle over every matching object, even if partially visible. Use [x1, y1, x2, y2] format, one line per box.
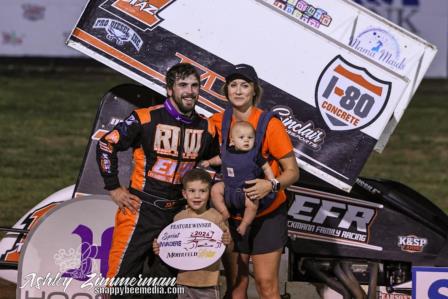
[0, 279, 15, 299]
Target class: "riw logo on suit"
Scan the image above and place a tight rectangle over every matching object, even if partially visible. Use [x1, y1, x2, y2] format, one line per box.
[316, 55, 391, 131]
[100, 0, 176, 31]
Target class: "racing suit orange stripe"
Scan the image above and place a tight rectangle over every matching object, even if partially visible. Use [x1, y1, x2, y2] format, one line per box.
[130, 147, 146, 191]
[107, 209, 139, 278]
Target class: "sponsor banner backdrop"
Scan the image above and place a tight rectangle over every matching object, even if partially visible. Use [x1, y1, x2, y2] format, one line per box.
[0, 0, 87, 56]
[67, 0, 435, 191]
[1, 0, 444, 80]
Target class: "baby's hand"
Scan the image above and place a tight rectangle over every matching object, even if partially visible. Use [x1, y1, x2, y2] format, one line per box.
[199, 160, 210, 168]
[152, 239, 160, 255]
[221, 229, 232, 245]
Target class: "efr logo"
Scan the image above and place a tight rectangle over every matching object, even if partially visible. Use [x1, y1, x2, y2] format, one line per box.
[354, 0, 419, 5]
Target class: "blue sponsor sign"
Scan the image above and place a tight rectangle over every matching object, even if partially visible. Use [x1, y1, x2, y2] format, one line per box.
[412, 267, 448, 299]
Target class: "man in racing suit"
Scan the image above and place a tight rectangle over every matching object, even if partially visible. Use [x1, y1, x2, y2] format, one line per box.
[96, 63, 219, 298]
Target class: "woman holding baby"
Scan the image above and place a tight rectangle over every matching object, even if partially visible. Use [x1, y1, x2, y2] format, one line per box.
[207, 64, 299, 299]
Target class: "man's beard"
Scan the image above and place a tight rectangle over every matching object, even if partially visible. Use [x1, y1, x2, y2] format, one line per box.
[173, 92, 197, 114]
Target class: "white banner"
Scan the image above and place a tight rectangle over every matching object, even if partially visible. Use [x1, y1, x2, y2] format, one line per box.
[0, 0, 88, 57]
[66, 0, 435, 190]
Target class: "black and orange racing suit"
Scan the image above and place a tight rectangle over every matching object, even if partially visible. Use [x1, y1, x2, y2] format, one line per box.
[96, 101, 219, 296]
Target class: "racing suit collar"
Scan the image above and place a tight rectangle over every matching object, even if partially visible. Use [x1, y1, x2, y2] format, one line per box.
[164, 99, 194, 125]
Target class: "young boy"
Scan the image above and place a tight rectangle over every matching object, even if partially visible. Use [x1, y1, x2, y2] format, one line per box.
[201, 121, 276, 236]
[153, 168, 231, 299]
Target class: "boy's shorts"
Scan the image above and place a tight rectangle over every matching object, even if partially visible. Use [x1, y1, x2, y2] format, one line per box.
[178, 285, 220, 299]
[228, 202, 288, 254]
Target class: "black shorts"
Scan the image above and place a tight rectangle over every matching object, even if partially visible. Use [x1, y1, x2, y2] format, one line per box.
[228, 202, 288, 254]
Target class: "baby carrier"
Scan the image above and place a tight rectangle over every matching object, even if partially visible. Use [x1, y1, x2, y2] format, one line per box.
[221, 107, 277, 217]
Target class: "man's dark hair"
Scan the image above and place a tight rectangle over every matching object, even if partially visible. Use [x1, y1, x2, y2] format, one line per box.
[182, 168, 212, 188]
[165, 63, 200, 89]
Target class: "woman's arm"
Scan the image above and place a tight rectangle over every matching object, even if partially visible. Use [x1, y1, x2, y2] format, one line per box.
[245, 152, 299, 200]
[275, 152, 300, 189]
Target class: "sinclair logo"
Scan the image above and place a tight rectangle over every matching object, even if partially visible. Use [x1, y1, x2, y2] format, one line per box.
[100, 0, 176, 30]
[316, 55, 391, 131]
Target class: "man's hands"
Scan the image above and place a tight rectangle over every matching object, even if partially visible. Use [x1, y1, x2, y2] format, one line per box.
[109, 186, 141, 214]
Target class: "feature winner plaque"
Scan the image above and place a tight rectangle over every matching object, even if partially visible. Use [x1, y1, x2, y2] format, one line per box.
[157, 218, 225, 271]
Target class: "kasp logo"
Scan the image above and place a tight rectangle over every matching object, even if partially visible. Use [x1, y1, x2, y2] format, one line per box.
[100, 0, 176, 31]
[316, 55, 391, 131]
[398, 235, 427, 253]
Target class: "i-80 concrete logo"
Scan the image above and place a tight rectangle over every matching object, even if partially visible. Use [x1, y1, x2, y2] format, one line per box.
[316, 55, 391, 131]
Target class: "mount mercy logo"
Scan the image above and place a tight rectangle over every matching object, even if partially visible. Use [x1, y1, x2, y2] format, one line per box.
[315, 55, 391, 131]
[100, 0, 176, 31]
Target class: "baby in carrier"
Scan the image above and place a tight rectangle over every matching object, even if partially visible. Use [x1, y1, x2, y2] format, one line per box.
[201, 110, 276, 236]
